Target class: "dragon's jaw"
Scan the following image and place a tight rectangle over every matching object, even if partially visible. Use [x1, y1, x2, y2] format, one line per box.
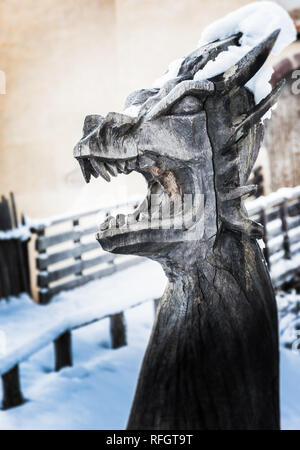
[74, 151, 203, 255]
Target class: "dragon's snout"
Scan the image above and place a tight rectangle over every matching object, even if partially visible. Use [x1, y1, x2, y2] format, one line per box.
[73, 112, 138, 183]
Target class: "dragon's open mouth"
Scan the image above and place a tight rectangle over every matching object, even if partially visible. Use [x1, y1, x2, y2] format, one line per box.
[75, 153, 198, 249]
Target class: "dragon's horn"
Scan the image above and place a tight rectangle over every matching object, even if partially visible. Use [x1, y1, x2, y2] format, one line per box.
[221, 79, 284, 154]
[178, 33, 242, 78]
[213, 29, 280, 93]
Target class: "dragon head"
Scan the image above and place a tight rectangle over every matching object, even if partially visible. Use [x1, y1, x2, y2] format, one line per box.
[74, 30, 282, 270]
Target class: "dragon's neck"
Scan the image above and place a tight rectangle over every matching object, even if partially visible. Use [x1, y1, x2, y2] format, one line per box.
[127, 230, 280, 430]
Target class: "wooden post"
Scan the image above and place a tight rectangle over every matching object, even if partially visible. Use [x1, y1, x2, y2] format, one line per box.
[1, 365, 24, 410]
[279, 200, 291, 260]
[73, 218, 82, 277]
[0, 195, 13, 299]
[36, 226, 48, 304]
[259, 208, 270, 268]
[54, 330, 72, 371]
[21, 214, 32, 296]
[110, 312, 127, 349]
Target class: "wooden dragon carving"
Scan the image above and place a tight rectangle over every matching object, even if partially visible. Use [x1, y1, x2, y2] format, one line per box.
[74, 25, 285, 429]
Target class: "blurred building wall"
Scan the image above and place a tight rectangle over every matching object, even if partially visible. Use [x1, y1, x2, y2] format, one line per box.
[0, 0, 299, 219]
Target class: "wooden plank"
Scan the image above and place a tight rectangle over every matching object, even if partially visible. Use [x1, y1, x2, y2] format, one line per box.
[247, 188, 300, 216]
[268, 236, 284, 256]
[39, 265, 117, 302]
[253, 200, 300, 224]
[269, 228, 300, 258]
[266, 208, 280, 223]
[110, 312, 127, 349]
[255, 206, 299, 239]
[288, 215, 300, 230]
[54, 331, 72, 371]
[289, 227, 300, 246]
[288, 199, 300, 217]
[1, 365, 24, 410]
[37, 241, 99, 270]
[266, 220, 282, 239]
[39, 257, 142, 303]
[36, 225, 98, 251]
[38, 253, 115, 287]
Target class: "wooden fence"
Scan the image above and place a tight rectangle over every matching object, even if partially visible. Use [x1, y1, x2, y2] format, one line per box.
[30, 200, 140, 303]
[1, 187, 300, 410]
[0, 295, 159, 410]
[247, 187, 300, 286]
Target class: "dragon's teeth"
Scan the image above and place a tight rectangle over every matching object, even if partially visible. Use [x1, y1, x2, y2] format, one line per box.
[126, 159, 136, 171]
[108, 216, 116, 228]
[90, 158, 111, 182]
[100, 215, 114, 230]
[105, 162, 118, 177]
[116, 214, 126, 228]
[116, 161, 126, 173]
[78, 158, 91, 183]
[101, 215, 116, 230]
[100, 221, 109, 231]
[139, 155, 155, 169]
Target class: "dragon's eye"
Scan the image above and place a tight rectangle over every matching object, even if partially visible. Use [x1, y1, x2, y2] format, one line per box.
[171, 95, 202, 115]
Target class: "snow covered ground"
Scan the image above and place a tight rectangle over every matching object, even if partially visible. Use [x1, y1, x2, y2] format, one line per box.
[0, 286, 300, 430]
[0, 259, 166, 377]
[0, 300, 156, 430]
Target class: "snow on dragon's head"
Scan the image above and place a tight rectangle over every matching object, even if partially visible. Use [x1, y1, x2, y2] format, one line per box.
[73, 3, 296, 268]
